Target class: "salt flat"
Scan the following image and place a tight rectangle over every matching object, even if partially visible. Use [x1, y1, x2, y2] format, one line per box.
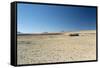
[17, 30, 96, 65]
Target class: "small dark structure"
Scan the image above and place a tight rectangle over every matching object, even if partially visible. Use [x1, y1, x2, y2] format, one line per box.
[69, 33, 79, 36]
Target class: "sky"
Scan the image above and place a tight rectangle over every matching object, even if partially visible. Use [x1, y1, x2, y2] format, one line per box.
[17, 3, 96, 33]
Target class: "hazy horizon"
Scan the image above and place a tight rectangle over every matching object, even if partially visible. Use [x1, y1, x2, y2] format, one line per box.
[17, 3, 96, 33]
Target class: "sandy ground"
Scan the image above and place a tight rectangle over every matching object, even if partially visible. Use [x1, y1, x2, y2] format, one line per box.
[17, 30, 96, 65]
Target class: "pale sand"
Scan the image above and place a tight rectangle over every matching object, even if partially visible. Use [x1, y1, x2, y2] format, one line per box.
[17, 30, 96, 65]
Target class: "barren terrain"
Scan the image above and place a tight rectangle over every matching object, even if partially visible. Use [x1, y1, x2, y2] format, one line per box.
[17, 30, 96, 65]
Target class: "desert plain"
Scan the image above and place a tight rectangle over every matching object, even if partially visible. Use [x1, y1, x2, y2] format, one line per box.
[17, 30, 96, 65]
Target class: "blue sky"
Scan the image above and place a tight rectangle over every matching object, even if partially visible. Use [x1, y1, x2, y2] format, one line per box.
[17, 3, 96, 33]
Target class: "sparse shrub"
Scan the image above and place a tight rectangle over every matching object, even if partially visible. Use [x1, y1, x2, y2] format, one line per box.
[69, 33, 79, 36]
[18, 41, 31, 44]
[26, 42, 31, 44]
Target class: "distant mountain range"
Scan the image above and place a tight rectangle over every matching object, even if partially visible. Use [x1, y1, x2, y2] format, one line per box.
[17, 31, 64, 36]
[17, 32, 23, 34]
